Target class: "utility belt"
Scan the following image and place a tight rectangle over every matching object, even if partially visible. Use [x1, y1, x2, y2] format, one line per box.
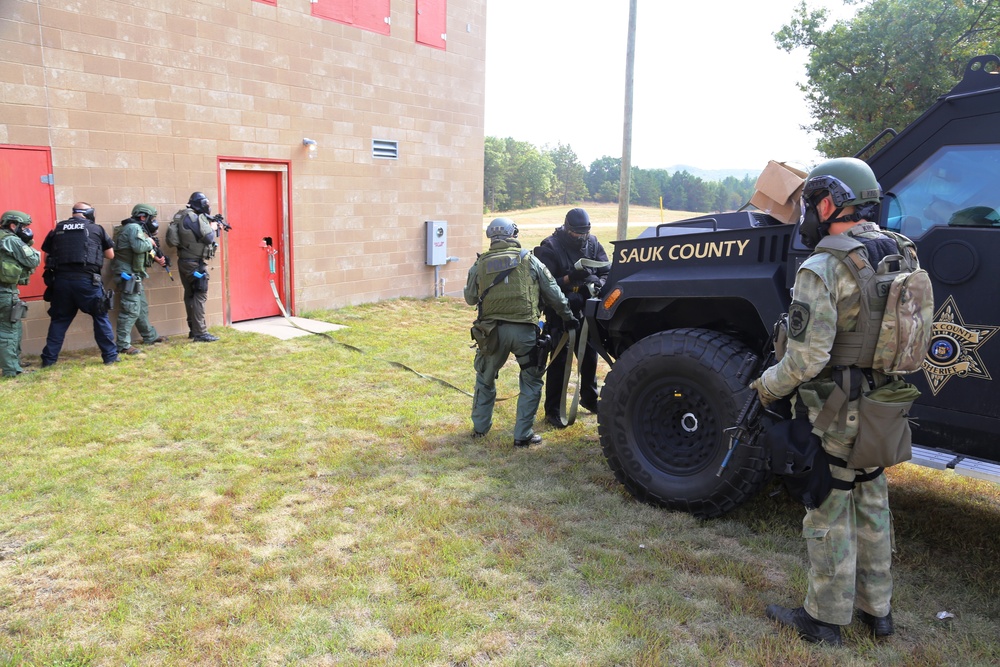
[117, 271, 143, 295]
[54, 270, 102, 283]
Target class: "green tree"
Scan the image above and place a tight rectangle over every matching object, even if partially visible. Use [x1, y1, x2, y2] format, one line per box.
[632, 169, 661, 207]
[484, 136, 509, 212]
[776, 0, 1000, 157]
[546, 143, 588, 205]
[505, 138, 554, 209]
[586, 156, 621, 200]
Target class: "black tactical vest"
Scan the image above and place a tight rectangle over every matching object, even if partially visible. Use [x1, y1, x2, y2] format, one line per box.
[47, 218, 105, 273]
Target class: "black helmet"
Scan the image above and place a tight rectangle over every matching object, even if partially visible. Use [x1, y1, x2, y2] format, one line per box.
[188, 192, 211, 215]
[563, 208, 591, 234]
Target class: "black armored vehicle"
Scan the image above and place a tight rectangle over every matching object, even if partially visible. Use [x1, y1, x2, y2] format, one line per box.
[586, 55, 1000, 518]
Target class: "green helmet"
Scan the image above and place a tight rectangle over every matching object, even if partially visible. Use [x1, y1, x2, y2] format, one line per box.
[131, 204, 157, 218]
[802, 157, 882, 207]
[1, 210, 31, 228]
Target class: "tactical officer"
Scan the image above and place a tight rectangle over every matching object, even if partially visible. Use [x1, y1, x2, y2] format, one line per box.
[533, 208, 610, 425]
[752, 158, 902, 645]
[112, 204, 168, 355]
[167, 192, 219, 342]
[40, 202, 118, 367]
[0, 211, 41, 377]
[464, 217, 576, 448]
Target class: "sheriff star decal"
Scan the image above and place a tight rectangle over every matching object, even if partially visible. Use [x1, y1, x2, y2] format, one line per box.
[922, 296, 998, 395]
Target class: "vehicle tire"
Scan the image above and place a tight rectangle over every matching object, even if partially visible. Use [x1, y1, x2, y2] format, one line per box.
[597, 328, 769, 518]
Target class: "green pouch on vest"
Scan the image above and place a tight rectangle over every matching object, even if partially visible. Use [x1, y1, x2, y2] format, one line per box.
[848, 380, 920, 469]
[0, 256, 21, 285]
[470, 319, 497, 354]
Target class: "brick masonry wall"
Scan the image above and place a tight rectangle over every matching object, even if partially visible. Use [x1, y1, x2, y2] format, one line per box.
[1, 0, 486, 356]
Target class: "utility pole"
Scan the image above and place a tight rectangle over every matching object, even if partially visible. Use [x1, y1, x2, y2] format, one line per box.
[617, 0, 637, 241]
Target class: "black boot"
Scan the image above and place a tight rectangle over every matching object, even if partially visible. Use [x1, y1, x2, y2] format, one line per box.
[857, 609, 894, 637]
[514, 433, 542, 448]
[765, 605, 842, 645]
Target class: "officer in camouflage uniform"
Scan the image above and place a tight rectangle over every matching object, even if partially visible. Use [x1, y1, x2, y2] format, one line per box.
[464, 218, 576, 448]
[112, 204, 168, 355]
[752, 158, 900, 645]
[167, 192, 219, 342]
[0, 211, 41, 377]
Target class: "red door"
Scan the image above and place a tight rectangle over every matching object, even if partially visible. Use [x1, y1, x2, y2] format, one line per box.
[222, 168, 287, 322]
[0, 146, 57, 300]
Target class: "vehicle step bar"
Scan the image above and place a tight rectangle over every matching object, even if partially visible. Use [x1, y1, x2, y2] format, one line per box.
[910, 445, 1000, 484]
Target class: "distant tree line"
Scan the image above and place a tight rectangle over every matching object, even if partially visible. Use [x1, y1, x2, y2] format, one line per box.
[484, 136, 757, 213]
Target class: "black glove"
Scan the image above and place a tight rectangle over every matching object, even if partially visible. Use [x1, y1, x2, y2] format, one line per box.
[567, 292, 586, 312]
[562, 314, 581, 329]
[568, 268, 590, 282]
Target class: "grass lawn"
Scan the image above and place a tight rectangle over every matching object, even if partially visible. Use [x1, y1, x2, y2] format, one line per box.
[481, 203, 710, 251]
[1, 297, 999, 666]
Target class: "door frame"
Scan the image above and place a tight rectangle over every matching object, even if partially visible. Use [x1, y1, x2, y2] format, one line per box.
[218, 159, 293, 325]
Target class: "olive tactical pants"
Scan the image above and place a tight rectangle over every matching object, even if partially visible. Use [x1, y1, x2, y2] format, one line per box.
[0, 286, 24, 376]
[178, 259, 208, 337]
[115, 279, 159, 351]
[802, 460, 894, 626]
[471, 322, 543, 441]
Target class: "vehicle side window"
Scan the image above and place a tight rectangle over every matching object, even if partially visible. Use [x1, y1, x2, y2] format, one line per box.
[884, 145, 1000, 237]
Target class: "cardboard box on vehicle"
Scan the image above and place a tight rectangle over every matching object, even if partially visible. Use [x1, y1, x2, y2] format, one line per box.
[750, 160, 808, 224]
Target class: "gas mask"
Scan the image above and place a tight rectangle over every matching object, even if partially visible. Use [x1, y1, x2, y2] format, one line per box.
[798, 196, 829, 249]
[15, 225, 33, 245]
[559, 226, 590, 253]
[142, 217, 159, 237]
[73, 207, 96, 222]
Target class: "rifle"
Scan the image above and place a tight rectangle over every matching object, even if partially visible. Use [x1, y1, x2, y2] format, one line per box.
[210, 214, 232, 232]
[149, 236, 175, 281]
[718, 315, 786, 476]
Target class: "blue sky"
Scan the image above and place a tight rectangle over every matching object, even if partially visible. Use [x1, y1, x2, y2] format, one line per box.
[484, 0, 856, 172]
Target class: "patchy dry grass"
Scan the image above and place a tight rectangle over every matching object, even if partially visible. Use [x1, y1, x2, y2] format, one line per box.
[480, 203, 708, 251]
[1, 297, 998, 666]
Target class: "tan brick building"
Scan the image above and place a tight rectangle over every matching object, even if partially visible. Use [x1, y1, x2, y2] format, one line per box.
[1, 0, 486, 355]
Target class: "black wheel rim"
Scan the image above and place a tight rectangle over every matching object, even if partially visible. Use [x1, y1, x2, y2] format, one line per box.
[631, 377, 721, 476]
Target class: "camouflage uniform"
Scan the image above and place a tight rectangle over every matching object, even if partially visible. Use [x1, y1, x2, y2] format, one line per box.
[759, 221, 895, 626]
[464, 238, 575, 442]
[112, 218, 158, 352]
[0, 225, 41, 376]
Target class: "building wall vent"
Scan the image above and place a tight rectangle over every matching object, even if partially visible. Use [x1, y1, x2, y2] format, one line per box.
[372, 139, 398, 160]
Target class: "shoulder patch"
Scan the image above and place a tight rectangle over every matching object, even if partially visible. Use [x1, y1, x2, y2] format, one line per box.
[787, 301, 811, 341]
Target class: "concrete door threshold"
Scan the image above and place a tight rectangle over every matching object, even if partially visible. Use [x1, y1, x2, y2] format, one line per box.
[230, 316, 345, 340]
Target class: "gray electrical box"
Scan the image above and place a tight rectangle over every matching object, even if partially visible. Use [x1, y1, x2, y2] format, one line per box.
[425, 220, 448, 266]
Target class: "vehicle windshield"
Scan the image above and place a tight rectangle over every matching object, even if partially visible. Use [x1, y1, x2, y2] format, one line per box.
[884, 144, 1000, 237]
